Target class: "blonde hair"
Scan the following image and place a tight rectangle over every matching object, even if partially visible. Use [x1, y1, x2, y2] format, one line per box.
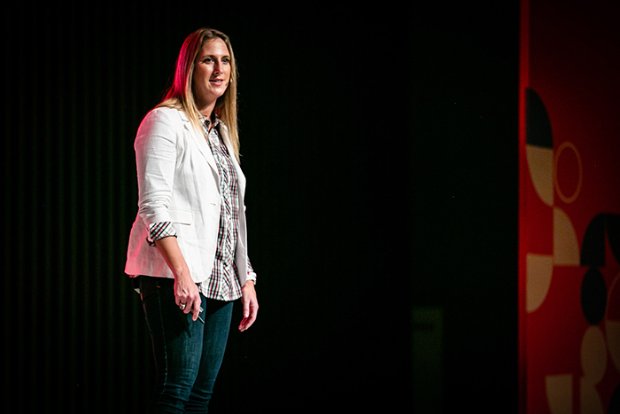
[158, 27, 240, 162]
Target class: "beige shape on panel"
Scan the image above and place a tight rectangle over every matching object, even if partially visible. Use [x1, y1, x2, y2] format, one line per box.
[527, 145, 554, 207]
[553, 207, 580, 265]
[580, 326, 607, 382]
[526, 253, 553, 313]
[605, 275, 620, 371]
[580, 377, 605, 414]
[606, 320, 620, 372]
[545, 374, 572, 414]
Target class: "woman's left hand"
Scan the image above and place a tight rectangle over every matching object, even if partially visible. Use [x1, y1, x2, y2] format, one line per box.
[238, 280, 258, 332]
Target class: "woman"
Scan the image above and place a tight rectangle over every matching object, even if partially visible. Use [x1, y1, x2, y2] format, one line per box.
[124, 27, 259, 413]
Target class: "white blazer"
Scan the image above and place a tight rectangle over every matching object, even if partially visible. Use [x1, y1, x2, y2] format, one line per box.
[124, 106, 255, 286]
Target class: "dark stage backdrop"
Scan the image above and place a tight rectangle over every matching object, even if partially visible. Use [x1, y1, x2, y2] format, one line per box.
[2, 2, 519, 413]
[411, 2, 520, 412]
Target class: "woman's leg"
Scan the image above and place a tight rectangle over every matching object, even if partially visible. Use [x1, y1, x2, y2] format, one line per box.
[139, 276, 206, 414]
[185, 299, 234, 414]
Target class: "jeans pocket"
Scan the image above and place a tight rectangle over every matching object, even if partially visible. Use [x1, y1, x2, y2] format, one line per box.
[138, 276, 173, 301]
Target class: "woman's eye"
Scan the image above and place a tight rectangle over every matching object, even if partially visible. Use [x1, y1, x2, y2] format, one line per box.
[201, 57, 229, 64]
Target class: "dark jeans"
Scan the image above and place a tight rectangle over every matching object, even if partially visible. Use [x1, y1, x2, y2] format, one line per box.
[138, 276, 234, 414]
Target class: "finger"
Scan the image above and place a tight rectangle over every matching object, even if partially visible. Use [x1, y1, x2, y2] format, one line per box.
[238, 312, 256, 332]
[239, 318, 253, 332]
[238, 318, 248, 332]
[190, 301, 201, 321]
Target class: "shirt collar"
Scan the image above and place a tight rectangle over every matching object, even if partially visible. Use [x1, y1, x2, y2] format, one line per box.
[200, 114, 221, 130]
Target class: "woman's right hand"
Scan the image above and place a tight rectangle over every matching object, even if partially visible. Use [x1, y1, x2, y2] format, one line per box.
[154, 235, 202, 321]
[174, 275, 202, 321]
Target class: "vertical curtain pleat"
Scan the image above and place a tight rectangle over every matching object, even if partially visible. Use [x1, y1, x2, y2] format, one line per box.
[4, 5, 158, 412]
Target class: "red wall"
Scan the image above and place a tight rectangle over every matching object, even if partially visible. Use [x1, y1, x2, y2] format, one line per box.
[519, 1, 620, 412]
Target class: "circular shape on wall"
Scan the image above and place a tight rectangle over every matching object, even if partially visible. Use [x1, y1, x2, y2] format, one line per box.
[581, 267, 607, 325]
[554, 141, 583, 204]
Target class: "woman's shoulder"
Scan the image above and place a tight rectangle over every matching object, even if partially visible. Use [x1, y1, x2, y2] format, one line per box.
[135, 106, 190, 141]
[138, 106, 190, 131]
[146, 106, 186, 123]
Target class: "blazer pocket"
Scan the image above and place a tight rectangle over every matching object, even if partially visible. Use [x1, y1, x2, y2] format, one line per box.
[169, 209, 193, 225]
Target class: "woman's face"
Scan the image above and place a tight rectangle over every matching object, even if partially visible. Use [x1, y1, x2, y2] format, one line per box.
[193, 37, 231, 110]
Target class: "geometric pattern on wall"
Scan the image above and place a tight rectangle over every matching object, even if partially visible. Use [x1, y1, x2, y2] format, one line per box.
[523, 84, 620, 414]
[521, 2, 620, 404]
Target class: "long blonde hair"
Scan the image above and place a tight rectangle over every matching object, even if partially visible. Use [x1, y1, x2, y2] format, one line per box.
[158, 27, 240, 162]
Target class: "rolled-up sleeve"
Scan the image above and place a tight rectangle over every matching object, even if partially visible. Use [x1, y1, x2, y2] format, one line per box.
[146, 221, 178, 246]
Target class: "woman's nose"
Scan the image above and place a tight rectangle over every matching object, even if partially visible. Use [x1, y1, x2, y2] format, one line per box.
[213, 60, 223, 74]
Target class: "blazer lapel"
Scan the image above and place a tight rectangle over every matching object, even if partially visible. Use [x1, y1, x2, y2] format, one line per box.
[218, 122, 246, 194]
[182, 116, 219, 177]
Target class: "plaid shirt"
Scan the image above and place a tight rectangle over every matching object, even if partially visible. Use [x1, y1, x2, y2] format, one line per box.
[147, 118, 254, 301]
[200, 118, 244, 300]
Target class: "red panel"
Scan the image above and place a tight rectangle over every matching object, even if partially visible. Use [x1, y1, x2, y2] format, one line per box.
[520, 1, 620, 413]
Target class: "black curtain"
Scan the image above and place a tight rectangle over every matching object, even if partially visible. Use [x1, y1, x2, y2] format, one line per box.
[2, 1, 518, 413]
